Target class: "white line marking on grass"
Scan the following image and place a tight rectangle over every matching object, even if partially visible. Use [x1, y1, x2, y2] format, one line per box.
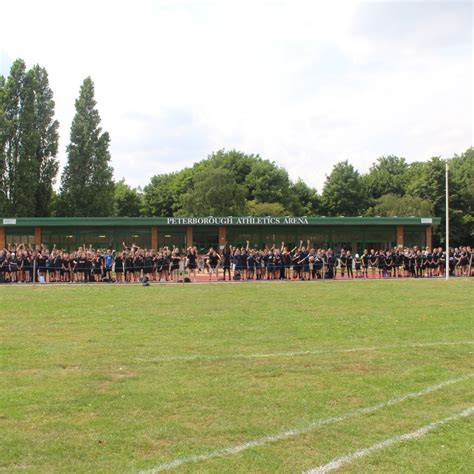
[136, 341, 474, 364]
[137, 373, 473, 473]
[304, 406, 474, 473]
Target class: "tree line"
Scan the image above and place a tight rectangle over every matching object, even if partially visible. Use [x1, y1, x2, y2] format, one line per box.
[1, 59, 473, 246]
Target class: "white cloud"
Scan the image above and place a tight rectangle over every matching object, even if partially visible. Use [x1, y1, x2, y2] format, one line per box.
[1, 0, 472, 191]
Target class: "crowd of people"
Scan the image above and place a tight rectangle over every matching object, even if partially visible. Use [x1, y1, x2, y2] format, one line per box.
[0, 240, 472, 284]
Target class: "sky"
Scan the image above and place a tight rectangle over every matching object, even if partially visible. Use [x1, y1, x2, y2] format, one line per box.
[1, 0, 472, 191]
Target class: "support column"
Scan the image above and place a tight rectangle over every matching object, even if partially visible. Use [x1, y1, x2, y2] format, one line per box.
[396, 225, 404, 248]
[34, 226, 42, 248]
[218, 225, 227, 250]
[425, 225, 432, 249]
[151, 225, 158, 250]
[0, 227, 5, 249]
[186, 226, 193, 248]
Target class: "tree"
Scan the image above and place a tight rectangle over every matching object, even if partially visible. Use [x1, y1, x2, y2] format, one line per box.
[287, 179, 320, 215]
[406, 157, 464, 246]
[58, 77, 114, 216]
[364, 155, 409, 199]
[30, 65, 59, 216]
[179, 168, 246, 216]
[1, 60, 39, 215]
[450, 148, 474, 245]
[0, 74, 7, 214]
[365, 194, 433, 217]
[114, 179, 142, 217]
[321, 161, 368, 215]
[142, 169, 193, 217]
[0, 60, 59, 216]
[245, 159, 291, 206]
[194, 149, 256, 185]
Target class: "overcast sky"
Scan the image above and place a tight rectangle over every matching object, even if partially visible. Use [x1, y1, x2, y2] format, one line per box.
[1, 0, 472, 191]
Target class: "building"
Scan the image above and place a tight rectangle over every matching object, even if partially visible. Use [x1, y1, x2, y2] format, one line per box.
[0, 216, 440, 253]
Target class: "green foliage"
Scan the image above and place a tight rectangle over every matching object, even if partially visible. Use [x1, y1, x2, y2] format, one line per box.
[179, 168, 246, 216]
[0, 59, 59, 216]
[364, 155, 409, 199]
[405, 157, 465, 245]
[58, 77, 114, 216]
[321, 161, 368, 216]
[142, 169, 193, 217]
[245, 158, 291, 206]
[113, 179, 142, 217]
[287, 179, 320, 216]
[246, 200, 287, 216]
[366, 194, 433, 217]
[450, 148, 474, 244]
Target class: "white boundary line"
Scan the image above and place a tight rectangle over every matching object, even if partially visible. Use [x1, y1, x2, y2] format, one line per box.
[136, 341, 474, 364]
[137, 373, 473, 473]
[304, 405, 474, 473]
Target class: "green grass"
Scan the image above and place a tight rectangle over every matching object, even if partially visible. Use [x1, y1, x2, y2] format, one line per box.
[1, 279, 473, 473]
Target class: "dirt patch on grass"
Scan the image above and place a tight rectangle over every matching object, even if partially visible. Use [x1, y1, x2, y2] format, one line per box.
[97, 368, 138, 393]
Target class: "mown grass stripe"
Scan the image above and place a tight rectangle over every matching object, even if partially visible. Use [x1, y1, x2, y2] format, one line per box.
[138, 373, 473, 473]
[304, 406, 474, 473]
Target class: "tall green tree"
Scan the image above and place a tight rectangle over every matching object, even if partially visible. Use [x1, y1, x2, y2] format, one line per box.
[31, 65, 60, 216]
[58, 77, 114, 216]
[2, 60, 35, 216]
[364, 155, 409, 199]
[321, 161, 368, 215]
[0, 74, 7, 214]
[113, 179, 142, 217]
[0, 59, 59, 216]
[179, 168, 246, 216]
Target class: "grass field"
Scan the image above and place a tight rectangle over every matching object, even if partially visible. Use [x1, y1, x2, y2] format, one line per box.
[1, 279, 473, 473]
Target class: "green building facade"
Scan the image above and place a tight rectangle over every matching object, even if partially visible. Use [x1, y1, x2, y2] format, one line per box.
[0, 216, 439, 253]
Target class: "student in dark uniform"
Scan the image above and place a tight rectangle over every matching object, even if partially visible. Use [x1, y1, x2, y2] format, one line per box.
[361, 249, 369, 278]
[233, 248, 243, 280]
[369, 249, 377, 278]
[346, 250, 354, 279]
[221, 244, 232, 281]
[134, 252, 144, 282]
[92, 253, 103, 282]
[186, 246, 198, 282]
[170, 249, 182, 282]
[339, 250, 347, 279]
[247, 250, 256, 281]
[52, 251, 62, 282]
[143, 251, 154, 281]
[206, 248, 220, 282]
[384, 251, 393, 278]
[9, 253, 19, 283]
[124, 253, 134, 283]
[415, 250, 423, 278]
[354, 253, 362, 278]
[254, 250, 263, 280]
[38, 251, 49, 283]
[377, 251, 385, 278]
[62, 253, 71, 283]
[113, 252, 124, 282]
[154, 251, 165, 282]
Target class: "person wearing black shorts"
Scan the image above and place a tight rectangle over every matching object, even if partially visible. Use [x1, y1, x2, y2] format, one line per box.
[186, 246, 198, 282]
[206, 248, 220, 282]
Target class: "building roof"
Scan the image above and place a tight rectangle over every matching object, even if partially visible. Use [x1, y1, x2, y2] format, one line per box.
[1, 216, 441, 227]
